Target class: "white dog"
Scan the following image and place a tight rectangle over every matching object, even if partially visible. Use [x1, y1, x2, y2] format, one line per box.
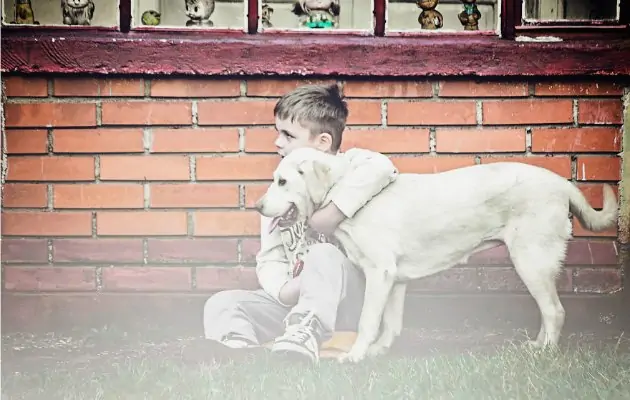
[255, 147, 618, 363]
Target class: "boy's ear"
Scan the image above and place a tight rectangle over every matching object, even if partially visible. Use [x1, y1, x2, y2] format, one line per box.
[315, 132, 333, 152]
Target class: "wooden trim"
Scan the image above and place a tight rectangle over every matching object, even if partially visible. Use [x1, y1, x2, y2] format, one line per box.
[501, 0, 520, 39]
[374, 0, 386, 37]
[119, 0, 131, 33]
[2, 31, 629, 77]
[248, 0, 259, 34]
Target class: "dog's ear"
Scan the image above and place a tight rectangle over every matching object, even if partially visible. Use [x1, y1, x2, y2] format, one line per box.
[311, 160, 330, 182]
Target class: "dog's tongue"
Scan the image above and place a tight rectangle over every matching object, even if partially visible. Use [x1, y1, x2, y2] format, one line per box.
[268, 217, 281, 233]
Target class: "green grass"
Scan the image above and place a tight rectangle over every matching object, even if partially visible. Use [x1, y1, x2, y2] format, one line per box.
[3, 337, 630, 400]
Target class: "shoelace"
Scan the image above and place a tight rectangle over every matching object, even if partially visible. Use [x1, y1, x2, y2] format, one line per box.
[282, 323, 315, 343]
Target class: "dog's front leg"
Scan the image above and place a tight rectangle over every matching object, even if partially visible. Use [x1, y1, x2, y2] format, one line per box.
[366, 282, 407, 358]
[338, 267, 395, 364]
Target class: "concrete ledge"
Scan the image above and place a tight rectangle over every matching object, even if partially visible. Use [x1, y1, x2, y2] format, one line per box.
[2, 292, 627, 336]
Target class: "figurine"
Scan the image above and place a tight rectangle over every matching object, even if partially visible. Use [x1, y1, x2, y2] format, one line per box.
[185, 0, 215, 27]
[417, 0, 443, 30]
[458, 0, 481, 31]
[61, 0, 95, 26]
[13, 0, 39, 24]
[141, 10, 161, 26]
[292, 0, 340, 29]
[262, 2, 274, 28]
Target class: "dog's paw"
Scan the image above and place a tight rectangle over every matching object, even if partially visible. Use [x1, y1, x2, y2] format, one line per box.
[366, 343, 389, 358]
[336, 350, 366, 364]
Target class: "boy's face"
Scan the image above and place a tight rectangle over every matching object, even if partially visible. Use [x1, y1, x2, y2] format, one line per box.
[274, 117, 333, 157]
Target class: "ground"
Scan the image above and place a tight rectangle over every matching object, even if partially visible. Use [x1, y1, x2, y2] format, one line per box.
[3, 324, 629, 399]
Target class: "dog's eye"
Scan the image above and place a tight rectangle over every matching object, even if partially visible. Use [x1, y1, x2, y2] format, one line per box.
[297, 169, 304, 175]
[278, 178, 287, 186]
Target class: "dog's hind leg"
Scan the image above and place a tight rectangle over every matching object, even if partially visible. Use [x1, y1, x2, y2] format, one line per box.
[366, 282, 407, 358]
[337, 266, 396, 364]
[507, 237, 567, 349]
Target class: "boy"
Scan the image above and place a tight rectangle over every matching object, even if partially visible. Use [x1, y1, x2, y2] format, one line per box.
[202, 83, 398, 363]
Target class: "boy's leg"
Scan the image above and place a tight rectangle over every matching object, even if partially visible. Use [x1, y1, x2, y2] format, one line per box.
[271, 243, 365, 362]
[202, 288, 290, 352]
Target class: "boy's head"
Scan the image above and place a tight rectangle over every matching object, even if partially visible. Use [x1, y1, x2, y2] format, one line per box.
[273, 83, 348, 157]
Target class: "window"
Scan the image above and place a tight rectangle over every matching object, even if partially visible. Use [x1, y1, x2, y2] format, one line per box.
[2, 0, 628, 36]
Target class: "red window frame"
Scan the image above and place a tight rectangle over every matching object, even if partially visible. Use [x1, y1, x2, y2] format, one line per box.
[1, 0, 629, 77]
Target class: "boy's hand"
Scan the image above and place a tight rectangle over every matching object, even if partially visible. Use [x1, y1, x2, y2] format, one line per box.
[309, 202, 346, 236]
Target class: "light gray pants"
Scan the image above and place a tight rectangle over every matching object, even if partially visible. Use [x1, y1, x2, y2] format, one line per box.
[203, 243, 365, 345]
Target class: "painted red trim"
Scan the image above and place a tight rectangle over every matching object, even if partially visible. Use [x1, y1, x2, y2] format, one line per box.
[501, 0, 519, 39]
[248, 0, 258, 34]
[374, 0, 386, 37]
[119, 0, 131, 33]
[2, 31, 629, 77]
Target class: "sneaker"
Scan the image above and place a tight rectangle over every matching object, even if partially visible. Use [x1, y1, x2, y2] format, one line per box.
[270, 311, 322, 364]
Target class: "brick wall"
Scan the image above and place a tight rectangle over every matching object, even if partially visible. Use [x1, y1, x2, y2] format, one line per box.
[0, 76, 625, 296]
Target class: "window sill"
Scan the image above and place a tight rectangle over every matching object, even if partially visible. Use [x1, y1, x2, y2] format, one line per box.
[1, 30, 629, 77]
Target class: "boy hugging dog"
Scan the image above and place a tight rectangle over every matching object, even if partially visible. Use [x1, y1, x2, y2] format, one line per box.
[202, 83, 399, 364]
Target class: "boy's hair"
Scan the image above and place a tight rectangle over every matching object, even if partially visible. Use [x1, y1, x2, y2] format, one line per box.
[274, 83, 348, 152]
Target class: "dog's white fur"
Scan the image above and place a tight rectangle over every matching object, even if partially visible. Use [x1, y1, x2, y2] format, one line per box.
[255, 147, 618, 363]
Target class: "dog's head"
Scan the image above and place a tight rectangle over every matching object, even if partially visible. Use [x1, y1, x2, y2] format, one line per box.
[255, 147, 343, 233]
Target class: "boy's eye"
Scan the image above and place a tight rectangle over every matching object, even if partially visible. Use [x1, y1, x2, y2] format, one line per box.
[278, 178, 287, 186]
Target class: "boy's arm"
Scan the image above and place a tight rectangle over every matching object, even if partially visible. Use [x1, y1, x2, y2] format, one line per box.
[327, 148, 399, 219]
[255, 215, 292, 305]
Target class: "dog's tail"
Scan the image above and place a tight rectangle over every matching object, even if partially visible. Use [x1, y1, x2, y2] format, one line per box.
[568, 183, 618, 232]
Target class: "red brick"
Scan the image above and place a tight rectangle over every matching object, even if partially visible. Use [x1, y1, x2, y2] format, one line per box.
[241, 238, 261, 262]
[531, 127, 621, 153]
[150, 184, 239, 208]
[99, 155, 190, 181]
[53, 184, 144, 209]
[387, 101, 477, 125]
[576, 156, 621, 181]
[341, 128, 431, 153]
[344, 81, 432, 98]
[4, 103, 96, 127]
[467, 244, 511, 265]
[572, 217, 617, 237]
[193, 211, 261, 236]
[53, 128, 144, 153]
[439, 81, 528, 97]
[573, 268, 622, 293]
[408, 268, 480, 293]
[578, 99, 623, 124]
[4, 267, 96, 291]
[150, 79, 240, 97]
[246, 79, 336, 97]
[244, 128, 277, 153]
[390, 156, 476, 174]
[480, 156, 572, 178]
[147, 238, 238, 263]
[52, 239, 144, 263]
[577, 183, 619, 209]
[197, 101, 275, 125]
[96, 211, 188, 236]
[3, 183, 48, 208]
[346, 100, 382, 125]
[196, 266, 259, 291]
[480, 267, 572, 293]
[1, 239, 49, 263]
[5, 129, 48, 154]
[53, 78, 144, 97]
[7, 156, 95, 181]
[101, 102, 192, 125]
[482, 100, 573, 125]
[151, 128, 239, 153]
[1, 211, 92, 236]
[565, 239, 618, 265]
[196, 155, 279, 181]
[534, 82, 624, 97]
[436, 128, 526, 153]
[244, 184, 269, 208]
[4, 76, 48, 97]
[102, 267, 192, 291]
